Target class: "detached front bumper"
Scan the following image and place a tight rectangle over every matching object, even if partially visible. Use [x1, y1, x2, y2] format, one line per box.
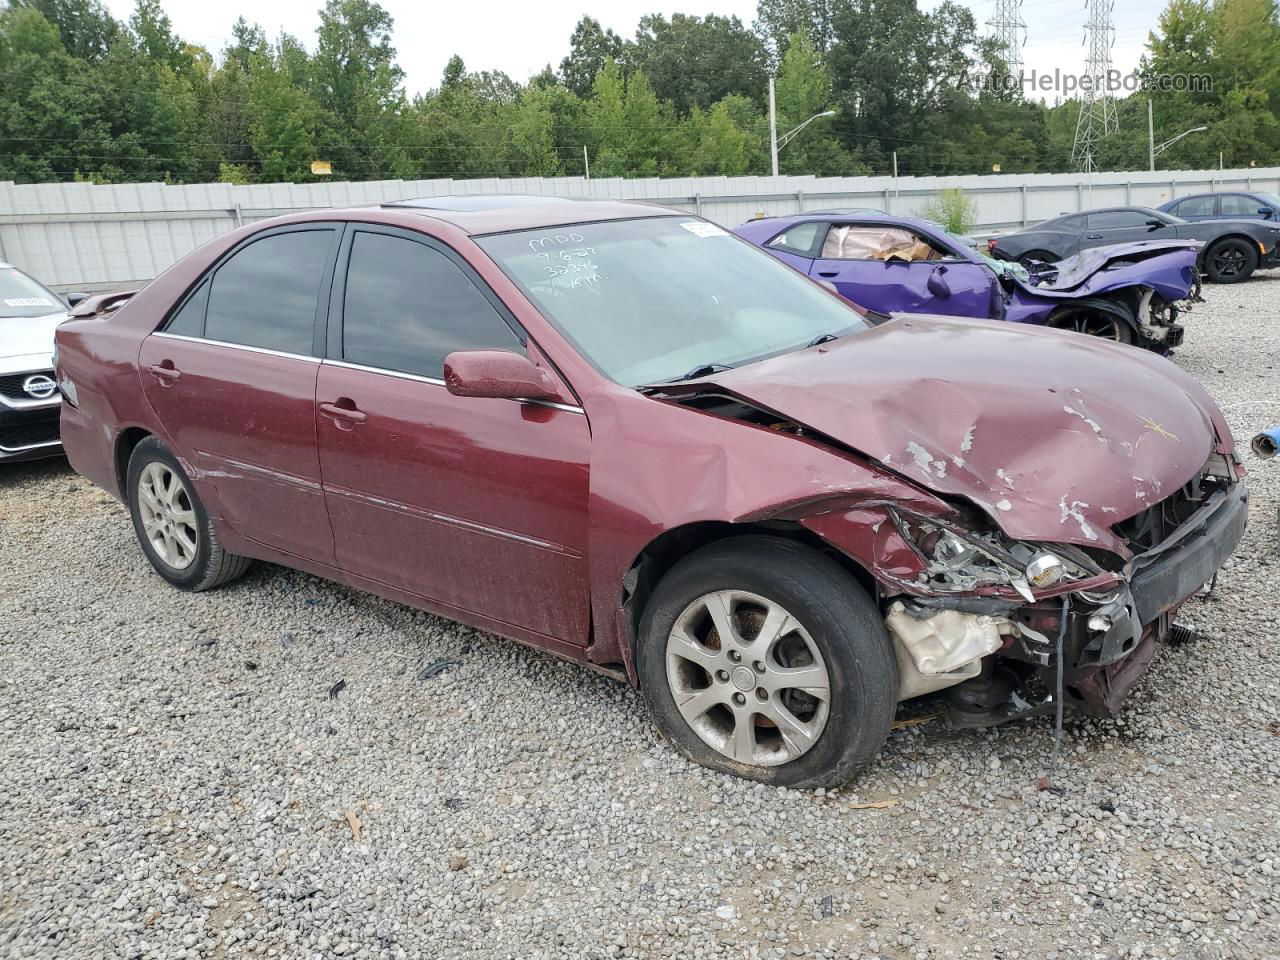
[943, 482, 1248, 726]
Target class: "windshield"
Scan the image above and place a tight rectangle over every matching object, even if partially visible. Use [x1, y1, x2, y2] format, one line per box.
[1256, 192, 1280, 207]
[0, 267, 63, 319]
[476, 217, 870, 387]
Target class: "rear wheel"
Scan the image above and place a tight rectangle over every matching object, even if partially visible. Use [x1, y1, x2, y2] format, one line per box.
[637, 536, 897, 788]
[1203, 237, 1257, 283]
[1047, 306, 1134, 345]
[127, 436, 251, 591]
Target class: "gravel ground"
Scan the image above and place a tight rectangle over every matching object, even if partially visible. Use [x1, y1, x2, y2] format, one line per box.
[2, 271, 1279, 960]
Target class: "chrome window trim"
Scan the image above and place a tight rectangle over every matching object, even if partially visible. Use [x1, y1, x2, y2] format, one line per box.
[151, 331, 320, 363]
[320, 358, 585, 415]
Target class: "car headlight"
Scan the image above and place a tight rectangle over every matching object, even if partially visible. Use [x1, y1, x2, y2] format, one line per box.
[892, 512, 1094, 602]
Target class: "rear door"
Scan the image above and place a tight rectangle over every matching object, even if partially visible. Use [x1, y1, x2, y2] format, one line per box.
[315, 225, 592, 644]
[138, 224, 340, 563]
[808, 222, 995, 316]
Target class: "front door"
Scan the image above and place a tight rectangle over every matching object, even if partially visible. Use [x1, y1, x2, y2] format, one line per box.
[315, 226, 592, 644]
[138, 225, 340, 563]
[809, 223, 995, 316]
[1083, 210, 1168, 249]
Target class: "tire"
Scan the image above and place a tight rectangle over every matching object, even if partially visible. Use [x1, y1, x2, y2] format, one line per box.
[636, 536, 897, 789]
[1203, 237, 1257, 283]
[126, 436, 252, 591]
[1047, 306, 1135, 345]
[1017, 249, 1059, 267]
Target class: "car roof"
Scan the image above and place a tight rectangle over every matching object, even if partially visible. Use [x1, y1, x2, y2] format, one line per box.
[373, 195, 682, 235]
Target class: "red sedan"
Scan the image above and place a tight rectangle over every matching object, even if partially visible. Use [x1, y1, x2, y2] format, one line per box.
[55, 196, 1247, 787]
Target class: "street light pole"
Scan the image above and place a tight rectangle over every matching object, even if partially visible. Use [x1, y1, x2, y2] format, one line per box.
[769, 77, 779, 177]
[1148, 99, 1155, 172]
[1152, 124, 1209, 168]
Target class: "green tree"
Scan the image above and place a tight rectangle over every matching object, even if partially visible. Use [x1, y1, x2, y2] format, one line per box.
[560, 16, 624, 98]
[630, 14, 767, 114]
[11, 0, 119, 61]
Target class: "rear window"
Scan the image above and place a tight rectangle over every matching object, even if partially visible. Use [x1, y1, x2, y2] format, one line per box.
[204, 229, 334, 354]
[0, 267, 62, 319]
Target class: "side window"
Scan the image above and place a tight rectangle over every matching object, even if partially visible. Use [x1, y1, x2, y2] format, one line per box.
[821, 225, 943, 262]
[1174, 196, 1215, 217]
[204, 229, 334, 354]
[766, 221, 824, 255]
[1219, 194, 1257, 217]
[1088, 210, 1149, 229]
[164, 280, 209, 336]
[341, 231, 522, 378]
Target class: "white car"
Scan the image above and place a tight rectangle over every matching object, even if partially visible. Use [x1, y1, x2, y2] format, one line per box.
[1, 262, 77, 462]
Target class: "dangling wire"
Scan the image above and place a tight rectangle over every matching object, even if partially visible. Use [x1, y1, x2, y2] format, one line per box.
[1051, 594, 1071, 768]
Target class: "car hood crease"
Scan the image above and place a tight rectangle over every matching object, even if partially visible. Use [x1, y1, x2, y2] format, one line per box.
[688, 315, 1220, 553]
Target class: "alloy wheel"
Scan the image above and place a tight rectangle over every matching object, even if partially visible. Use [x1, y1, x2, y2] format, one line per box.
[136, 461, 199, 570]
[1212, 244, 1247, 277]
[665, 589, 831, 767]
[1049, 309, 1125, 341]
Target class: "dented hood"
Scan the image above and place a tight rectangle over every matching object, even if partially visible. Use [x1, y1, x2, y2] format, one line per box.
[698, 315, 1223, 552]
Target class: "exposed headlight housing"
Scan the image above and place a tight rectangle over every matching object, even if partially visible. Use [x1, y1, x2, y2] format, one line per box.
[893, 512, 1095, 602]
[1024, 551, 1068, 589]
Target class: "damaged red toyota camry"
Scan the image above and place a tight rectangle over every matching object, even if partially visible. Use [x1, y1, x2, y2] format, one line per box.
[55, 197, 1248, 787]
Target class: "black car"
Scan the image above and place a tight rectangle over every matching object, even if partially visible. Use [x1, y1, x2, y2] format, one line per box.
[1158, 190, 1280, 223]
[992, 206, 1280, 283]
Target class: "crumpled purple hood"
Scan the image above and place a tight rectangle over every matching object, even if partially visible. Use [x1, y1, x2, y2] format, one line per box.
[1026, 239, 1201, 293]
[700, 315, 1229, 553]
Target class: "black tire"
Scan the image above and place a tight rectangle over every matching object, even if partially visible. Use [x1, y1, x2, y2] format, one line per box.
[636, 536, 897, 789]
[1203, 237, 1257, 283]
[1017, 249, 1059, 267]
[126, 436, 252, 591]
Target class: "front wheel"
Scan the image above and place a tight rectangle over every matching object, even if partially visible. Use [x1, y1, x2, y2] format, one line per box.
[1047, 306, 1134, 345]
[637, 536, 897, 788]
[127, 436, 252, 591]
[1203, 238, 1257, 283]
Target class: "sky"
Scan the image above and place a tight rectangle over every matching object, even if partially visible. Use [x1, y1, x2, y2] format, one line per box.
[102, 0, 1167, 104]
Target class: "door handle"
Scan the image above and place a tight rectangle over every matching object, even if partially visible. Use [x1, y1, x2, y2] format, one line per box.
[319, 400, 367, 427]
[148, 361, 180, 384]
[1085, 233, 1103, 240]
[817, 271, 839, 278]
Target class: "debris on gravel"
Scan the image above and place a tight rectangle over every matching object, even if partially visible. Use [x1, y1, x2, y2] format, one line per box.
[1, 270, 1278, 959]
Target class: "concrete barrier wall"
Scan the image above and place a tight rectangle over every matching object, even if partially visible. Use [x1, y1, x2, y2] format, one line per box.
[3, 168, 1278, 290]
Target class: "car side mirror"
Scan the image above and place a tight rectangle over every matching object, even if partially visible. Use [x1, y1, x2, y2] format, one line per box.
[926, 266, 951, 298]
[1145, 218, 1165, 229]
[443, 349, 560, 402]
[1259, 207, 1273, 219]
[64, 291, 90, 307]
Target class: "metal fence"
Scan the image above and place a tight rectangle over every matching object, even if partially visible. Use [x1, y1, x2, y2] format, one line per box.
[3, 167, 1279, 291]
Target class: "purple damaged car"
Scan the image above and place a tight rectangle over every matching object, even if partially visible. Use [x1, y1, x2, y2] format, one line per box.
[734, 213, 1201, 353]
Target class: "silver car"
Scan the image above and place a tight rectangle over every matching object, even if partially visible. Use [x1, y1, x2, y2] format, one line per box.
[1, 262, 73, 462]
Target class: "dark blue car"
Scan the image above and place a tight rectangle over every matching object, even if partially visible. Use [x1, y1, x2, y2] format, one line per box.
[1159, 191, 1280, 222]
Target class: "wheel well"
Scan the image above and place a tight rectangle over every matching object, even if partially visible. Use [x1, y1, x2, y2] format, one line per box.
[114, 427, 151, 498]
[1205, 233, 1258, 255]
[621, 520, 879, 658]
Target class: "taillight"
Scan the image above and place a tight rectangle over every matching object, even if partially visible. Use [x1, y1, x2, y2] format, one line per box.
[987, 237, 998, 252]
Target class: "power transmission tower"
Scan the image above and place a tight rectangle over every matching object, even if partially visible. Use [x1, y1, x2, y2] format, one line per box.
[987, 0, 1026, 83]
[1071, 0, 1119, 172]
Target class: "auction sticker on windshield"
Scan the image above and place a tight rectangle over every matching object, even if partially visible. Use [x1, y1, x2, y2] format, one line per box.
[4, 297, 55, 307]
[680, 221, 728, 238]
